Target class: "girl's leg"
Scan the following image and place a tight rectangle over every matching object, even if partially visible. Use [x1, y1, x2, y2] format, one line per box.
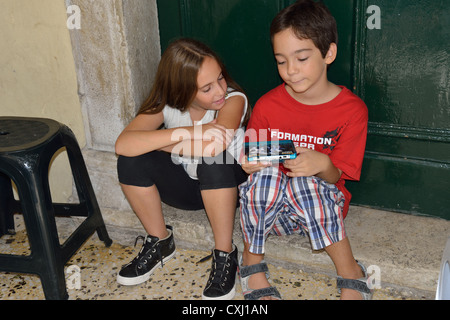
[118, 151, 204, 237]
[196, 152, 247, 300]
[116, 151, 203, 286]
[120, 184, 167, 239]
[201, 187, 236, 252]
[197, 151, 247, 252]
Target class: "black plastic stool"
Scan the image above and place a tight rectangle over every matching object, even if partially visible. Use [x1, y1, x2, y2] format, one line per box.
[0, 116, 112, 299]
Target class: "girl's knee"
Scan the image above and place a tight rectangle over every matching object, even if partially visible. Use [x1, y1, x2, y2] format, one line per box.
[197, 153, 241, 189]
[117, 152, 162, 187]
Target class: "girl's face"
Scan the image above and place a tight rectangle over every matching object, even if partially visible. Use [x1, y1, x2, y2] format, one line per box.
[191, 57, 227, 111]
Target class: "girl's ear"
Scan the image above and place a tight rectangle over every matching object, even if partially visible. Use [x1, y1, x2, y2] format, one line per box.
[325, 43, 337, 65]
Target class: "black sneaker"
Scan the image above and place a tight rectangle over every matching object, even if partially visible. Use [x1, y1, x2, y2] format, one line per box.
[201, 244, 238, 300]
[117, 225, 176, 286]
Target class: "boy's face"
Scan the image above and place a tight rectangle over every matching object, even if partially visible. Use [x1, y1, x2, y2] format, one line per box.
[273, 28, 336, 102]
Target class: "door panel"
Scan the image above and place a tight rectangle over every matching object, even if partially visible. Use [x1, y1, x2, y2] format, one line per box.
[348, 0, 450, 218]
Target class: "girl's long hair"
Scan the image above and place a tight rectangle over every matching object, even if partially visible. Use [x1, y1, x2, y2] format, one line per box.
[138, 38, 250, 125]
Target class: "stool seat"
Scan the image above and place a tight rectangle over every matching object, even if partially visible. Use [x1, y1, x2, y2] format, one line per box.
[0, 117, 60, 151]
[0, 116, 112, 299]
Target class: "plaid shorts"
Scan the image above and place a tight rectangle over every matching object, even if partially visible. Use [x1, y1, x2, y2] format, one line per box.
[239, 166, 346, 253]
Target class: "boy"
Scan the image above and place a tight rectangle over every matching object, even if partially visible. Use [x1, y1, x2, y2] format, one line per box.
[239, 0, 370, 300]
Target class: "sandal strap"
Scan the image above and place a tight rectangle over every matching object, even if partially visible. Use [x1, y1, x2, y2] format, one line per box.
[336, 261, 373, 300]
[244, 286, 282, 300]
[239, 262, 269, 278]
[336, 277, 371, 294]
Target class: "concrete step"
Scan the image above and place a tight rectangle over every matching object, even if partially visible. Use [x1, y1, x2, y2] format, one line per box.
[105, 204, 450, 298]
[79, 149, 448, 298]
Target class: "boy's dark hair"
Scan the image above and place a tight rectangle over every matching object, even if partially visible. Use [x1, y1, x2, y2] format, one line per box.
[270, 0, 338, 58]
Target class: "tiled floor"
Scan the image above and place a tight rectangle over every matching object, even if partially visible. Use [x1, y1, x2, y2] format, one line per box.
[0, 219, 430, 300]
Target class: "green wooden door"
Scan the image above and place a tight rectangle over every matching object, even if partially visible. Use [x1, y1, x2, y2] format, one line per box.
[348, 0, 450, 219]
[156, 0, 450, 219]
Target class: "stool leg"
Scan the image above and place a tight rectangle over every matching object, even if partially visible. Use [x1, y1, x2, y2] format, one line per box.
[62, 127, 112, 247]
[27, 194, 68, 299]
[17, 167, 69, 300]
[39, 268, 69, 300]
[0, 172, 16, 236]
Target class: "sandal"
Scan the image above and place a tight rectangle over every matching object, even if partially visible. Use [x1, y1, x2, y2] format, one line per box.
[239, 260, 282, 300]
[336, 260, 374, 300]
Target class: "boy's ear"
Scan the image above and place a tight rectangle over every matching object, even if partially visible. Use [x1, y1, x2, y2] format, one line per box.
[325, 43, 337, 64]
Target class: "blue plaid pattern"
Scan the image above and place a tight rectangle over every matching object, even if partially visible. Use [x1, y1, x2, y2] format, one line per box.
[239, 166, 346, 253]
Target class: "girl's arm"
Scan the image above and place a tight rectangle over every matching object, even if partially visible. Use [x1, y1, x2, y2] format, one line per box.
[215, 95, 246, 132]
[161, 95, 246, 158]
[201, 94, 245, 155]
[115, 112, 179, 157]
[115, 95, 245, 158]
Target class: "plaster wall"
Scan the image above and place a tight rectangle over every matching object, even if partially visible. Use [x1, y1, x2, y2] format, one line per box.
[0, 0, 85, 202]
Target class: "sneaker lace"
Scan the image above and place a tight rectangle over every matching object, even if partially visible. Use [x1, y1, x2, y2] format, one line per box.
[133, 235, 164, 269]
[198, 251, 235, 287]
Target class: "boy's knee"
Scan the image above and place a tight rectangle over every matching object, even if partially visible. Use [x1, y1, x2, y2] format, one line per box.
[252, 166, 283, 180]
[239, 166, 287, 206]
[287, 175, 314, 192]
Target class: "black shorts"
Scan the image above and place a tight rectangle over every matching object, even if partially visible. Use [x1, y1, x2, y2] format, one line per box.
[117, 151, 248, 210]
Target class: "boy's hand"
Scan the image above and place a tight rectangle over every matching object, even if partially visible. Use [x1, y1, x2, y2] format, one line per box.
[240, 153, 271, 175]
[283, 147, 342, 183]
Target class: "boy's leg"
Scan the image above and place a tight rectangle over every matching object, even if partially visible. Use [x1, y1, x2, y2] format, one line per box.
[241, 242, 272, 295]
[239, 167, 287, 255]
[286, 175, 346, 251]
[239, 167, 286, 296]
[287, 176, 365, 299]
[324, 237, 364, 300]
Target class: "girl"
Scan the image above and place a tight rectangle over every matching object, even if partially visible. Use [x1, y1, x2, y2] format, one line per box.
[115, 38, 249, 300]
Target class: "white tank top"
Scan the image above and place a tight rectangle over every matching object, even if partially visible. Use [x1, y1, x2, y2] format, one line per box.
[162, 89, 248, 179]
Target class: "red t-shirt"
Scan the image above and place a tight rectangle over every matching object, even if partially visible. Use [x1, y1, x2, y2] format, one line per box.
[246, 84, 368, 217]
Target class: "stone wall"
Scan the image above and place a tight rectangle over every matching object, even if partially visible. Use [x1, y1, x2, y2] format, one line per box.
[65, 0, 161, 232]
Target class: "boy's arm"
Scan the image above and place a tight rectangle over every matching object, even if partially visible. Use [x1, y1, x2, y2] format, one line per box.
[283, 147, 342, 184]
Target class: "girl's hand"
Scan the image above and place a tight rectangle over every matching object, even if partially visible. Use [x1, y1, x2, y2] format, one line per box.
[202, 123, 234, 146]
[198, 120, 234, 157]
